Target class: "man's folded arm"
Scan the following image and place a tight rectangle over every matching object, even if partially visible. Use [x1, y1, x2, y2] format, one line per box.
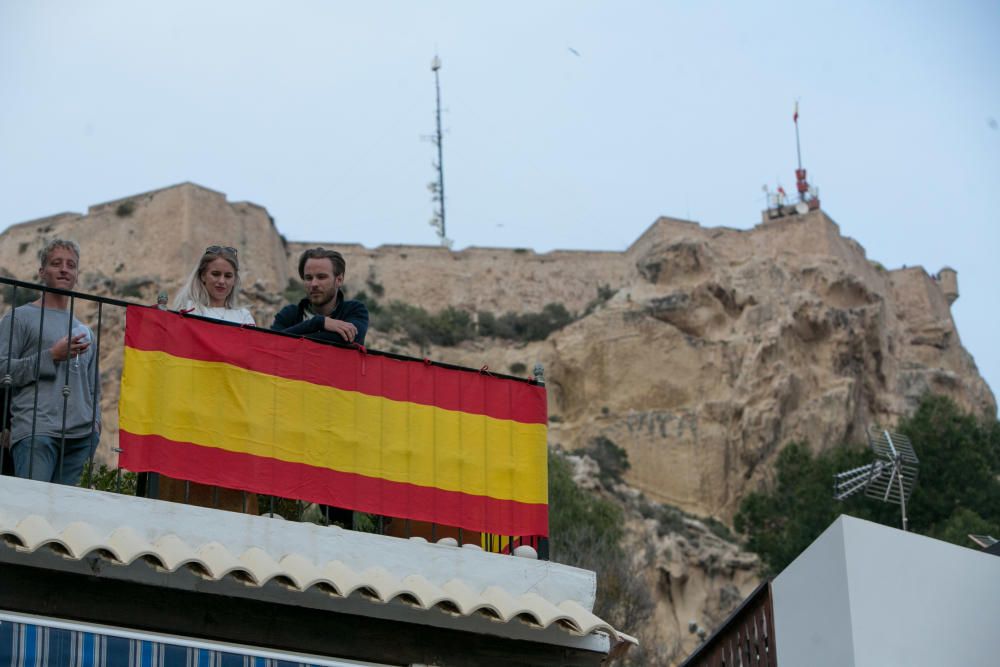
[271, 306, 363, 345]
[271, 307, 326, 336]
[342, 302, 369, 346]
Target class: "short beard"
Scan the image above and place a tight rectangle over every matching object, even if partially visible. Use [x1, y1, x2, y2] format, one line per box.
[308, 292, 335, 312]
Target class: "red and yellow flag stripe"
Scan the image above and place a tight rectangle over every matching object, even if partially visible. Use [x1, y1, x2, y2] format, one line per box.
[118, 306, 549, 536]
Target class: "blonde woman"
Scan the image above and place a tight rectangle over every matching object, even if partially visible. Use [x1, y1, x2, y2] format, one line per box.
[161, 244, 258, 513]
[172, 245, 254, 325]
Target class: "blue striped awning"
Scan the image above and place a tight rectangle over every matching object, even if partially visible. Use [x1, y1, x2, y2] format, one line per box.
[0, 613, 370, 667]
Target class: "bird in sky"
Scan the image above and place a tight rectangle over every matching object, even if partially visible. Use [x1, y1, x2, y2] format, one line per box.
[568, 47, 581, 57]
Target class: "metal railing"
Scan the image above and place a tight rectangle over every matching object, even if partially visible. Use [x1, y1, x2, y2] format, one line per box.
[0, 277, 120, 488]
[679, 581, 777, 667]
[1, 276, 548, 559]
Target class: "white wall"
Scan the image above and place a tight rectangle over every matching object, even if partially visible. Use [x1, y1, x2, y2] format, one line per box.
[771, 518, 857, 667]
[773, 515, 1000, 666]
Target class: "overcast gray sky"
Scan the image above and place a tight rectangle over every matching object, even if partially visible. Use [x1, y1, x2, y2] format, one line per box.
[1, 1, 997, 405]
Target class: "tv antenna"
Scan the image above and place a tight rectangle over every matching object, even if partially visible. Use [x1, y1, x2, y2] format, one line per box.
[833, 426, 919, 531]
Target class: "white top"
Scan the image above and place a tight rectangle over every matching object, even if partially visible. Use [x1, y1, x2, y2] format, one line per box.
[182, 301, 255, 326]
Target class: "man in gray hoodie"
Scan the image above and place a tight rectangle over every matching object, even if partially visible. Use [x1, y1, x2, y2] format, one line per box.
[0, 239, 100, 485]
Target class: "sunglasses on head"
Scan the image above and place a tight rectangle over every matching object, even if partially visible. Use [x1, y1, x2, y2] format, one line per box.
[206, 245, 238, 256]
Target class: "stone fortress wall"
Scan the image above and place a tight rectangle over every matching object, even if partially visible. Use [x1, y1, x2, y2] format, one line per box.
[0, 183, 288, 298]
[1, 182, 959, 340]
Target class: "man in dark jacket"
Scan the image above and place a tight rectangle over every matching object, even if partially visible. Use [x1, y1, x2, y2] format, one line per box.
[272, 247, 368, 528]
[271, 248, 369, 345]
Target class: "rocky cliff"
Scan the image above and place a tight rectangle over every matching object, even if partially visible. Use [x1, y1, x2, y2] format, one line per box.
[313, 203, 994, 518]
[1, 182, 994, 661]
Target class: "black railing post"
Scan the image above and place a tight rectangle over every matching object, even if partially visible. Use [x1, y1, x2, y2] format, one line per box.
[83, 302, 103, 489]
[537, 537, 549, 561]
[1, 285, 17, 474]
[56, 295, 76, 483]
[533, 362, 549, 561]
[26, 287, 47, 480]
[113, 447, 123, 493]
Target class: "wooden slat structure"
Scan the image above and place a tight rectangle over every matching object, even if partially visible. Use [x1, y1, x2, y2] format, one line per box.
[680, 581, 777, 667]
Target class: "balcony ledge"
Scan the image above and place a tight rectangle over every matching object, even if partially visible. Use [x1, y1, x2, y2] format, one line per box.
[0, 476, 635, 654]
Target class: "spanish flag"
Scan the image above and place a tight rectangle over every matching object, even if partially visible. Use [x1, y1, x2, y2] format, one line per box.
[119, 306, 549, 536]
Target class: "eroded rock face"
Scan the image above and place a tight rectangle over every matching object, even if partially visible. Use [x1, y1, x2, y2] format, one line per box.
[406, 213, 993, 519]
[562, 451, 760, 662]
[535, 213, 995, 518]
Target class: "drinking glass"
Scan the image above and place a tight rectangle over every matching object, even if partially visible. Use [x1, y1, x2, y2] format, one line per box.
[71, 325, 92, 371]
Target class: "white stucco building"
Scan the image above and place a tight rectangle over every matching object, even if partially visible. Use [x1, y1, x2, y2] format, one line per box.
[681, 515, 1000, 666]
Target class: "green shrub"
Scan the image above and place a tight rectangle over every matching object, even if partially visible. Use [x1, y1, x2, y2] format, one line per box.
[703, 516, 736, 542]
[584, 283, 618, 315]
[576, 435, 630, 487]
[652, 503, 688, 538]
[422, 306, 474, 346]
[115, 201, 135, 217]
[118, 279, 150, 299]
[80, 462, 138, 495]
[350, 289, 381, 314]
[283, 278, 306, 304]
[256, 495, 303, 520]
[371, 301, 474, 348]
[369, 301, 574, 347]
[477, 311, 498, 335]
[509, 362, 527, 375]
[734, 395, 1000, 576]
[478, 303, 573, 342]
[548, 449, 624, 565]
[549, 449, 655, 651]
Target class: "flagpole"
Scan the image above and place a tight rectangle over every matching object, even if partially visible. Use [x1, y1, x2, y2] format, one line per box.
[794, 102, 802, 172]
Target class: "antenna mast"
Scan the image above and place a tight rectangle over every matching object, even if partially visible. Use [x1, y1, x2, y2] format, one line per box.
[765, 102, 822, 219]
[794, 100, 803, 174]
[792, 101, 820, 212]
[428, 54, 450, 247]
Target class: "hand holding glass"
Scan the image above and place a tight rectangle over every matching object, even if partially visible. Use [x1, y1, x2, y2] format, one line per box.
[71, 325, 92, 370]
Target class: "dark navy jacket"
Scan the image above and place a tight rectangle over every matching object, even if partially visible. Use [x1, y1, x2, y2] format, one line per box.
[271, 291, 369, 346]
